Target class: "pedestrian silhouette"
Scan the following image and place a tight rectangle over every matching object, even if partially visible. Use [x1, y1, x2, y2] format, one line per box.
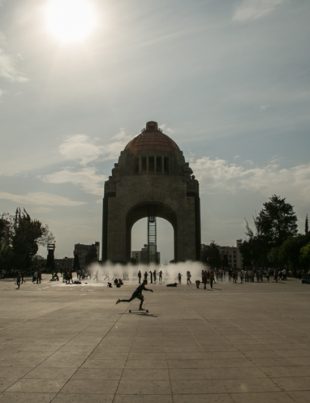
[116, 280, 153, 310]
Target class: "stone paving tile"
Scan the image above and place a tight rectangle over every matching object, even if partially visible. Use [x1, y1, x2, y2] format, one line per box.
[173, 395, 234, 403]
[230, 392, 295, 403]
[52, 393, 114, 403]
[60, 379, 118, 394]
[82, 359, 126, 369]
[23, 366, 77, 381]
[0, 367, 32, 381]
[125, 359, 168, 369]
[171, 379, 225, 394]
[72, 367, 122, 380]
[0, 392, 55, 403]
[113, 395, 172, 403]
[170, 367, 267, 380]
[222, 378, 281, 393]
[260, 366, 310, 377]
[272, 377, 310, 391]
[117, 379, 171, 395]
[167, 358, 255, 369]
[121, 368, 169, 381]
[5, 379, 66, 394]
[127, 352, 167, 360]
[288, 391, 310, 403]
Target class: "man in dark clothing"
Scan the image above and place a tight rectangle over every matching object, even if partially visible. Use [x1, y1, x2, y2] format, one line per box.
[116, 280, 153, 310]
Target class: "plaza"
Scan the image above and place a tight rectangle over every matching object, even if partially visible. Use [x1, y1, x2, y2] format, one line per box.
[0, 276, 309, 403]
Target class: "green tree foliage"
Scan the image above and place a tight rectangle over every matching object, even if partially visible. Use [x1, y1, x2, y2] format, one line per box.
[0, 214, 13, 274]
[300, 242, 310, 271]
[278, 236, 305, 274]
[254, 195, 298, 246]
[0, 208, 52, 275]
[240, 195, 298, 269]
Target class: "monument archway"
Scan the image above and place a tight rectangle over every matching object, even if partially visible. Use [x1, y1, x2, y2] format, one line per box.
[127, 202, 177, 262]
[102, 121, 201, 263]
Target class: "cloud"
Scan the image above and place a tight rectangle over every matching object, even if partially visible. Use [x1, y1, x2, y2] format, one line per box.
[233, 0, 284, 22]
[0, 192, 84, 207]
[42, 167, 105, 196]
[0, 48, 28, 82]
[102, 129, 132, 161]
[59, 134, 103, 165]
[190, 156, 310, 205]
[159, 123, 175, 135]
[59, 130, 131, 166]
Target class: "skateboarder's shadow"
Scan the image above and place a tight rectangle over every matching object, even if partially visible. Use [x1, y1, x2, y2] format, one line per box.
[124, 310, 158, 317]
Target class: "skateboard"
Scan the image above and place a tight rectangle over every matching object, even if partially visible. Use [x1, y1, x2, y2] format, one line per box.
[129, 309, 149, 313]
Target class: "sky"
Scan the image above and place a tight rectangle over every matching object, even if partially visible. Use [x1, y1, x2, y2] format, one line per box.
[0, 0, 309, 264]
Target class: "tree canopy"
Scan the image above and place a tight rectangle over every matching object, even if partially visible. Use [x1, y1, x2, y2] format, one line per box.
[254, 195, 298, 246]
[0, 208, 53, 275]
[239, 195, 307, 273]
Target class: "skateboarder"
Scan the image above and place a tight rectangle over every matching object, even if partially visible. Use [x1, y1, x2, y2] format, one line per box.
[116, 280, 153, 310]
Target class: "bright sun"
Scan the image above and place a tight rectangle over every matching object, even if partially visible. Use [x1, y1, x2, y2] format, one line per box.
[44, 0, 97, 44]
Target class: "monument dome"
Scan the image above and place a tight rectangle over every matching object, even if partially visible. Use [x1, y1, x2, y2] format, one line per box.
[125, 121, 180, 155]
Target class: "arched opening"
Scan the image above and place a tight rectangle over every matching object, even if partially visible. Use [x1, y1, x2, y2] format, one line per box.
[131, 218, 174, 264]
[126, 202, 177, 263]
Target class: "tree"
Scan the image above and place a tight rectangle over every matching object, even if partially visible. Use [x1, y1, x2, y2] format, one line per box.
[278, 236, 304, 274]
[254, 195, 298, 246]
[240, 195, 298, 269]
[305, 215, 309, 235]
[11, 208, 51, 272]
[300, 242, 310, 272]
[0, 214, 13, 274]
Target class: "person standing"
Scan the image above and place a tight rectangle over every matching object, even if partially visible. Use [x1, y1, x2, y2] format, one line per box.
[177, 272, 182, 284]
[209, 270, 215, 289]
[16, 271, 21, 290]
[186, 270, 192, 285]
[138, 270, 142, 284]
[202, 270, 208, 290]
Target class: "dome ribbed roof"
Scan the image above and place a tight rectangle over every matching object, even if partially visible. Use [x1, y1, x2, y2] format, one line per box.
[125, 121, 180, 154]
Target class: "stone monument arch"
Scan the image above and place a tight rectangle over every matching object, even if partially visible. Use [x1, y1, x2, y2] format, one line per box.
[102, 121, 201, 263]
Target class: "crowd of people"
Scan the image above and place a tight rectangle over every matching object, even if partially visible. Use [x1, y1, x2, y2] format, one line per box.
[14, 265, 289, 290]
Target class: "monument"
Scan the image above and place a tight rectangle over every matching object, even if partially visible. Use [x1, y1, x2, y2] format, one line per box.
[102, 121, 201, 263]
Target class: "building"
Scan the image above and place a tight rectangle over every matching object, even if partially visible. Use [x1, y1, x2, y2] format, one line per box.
[74, 242, 100, 270]
[218, 240, 243, 270]
[102, 121, 201, 263]
[131, 244, 160, 264]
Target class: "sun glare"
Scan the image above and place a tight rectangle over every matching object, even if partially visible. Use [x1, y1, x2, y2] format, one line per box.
[44, 0, 97, 44]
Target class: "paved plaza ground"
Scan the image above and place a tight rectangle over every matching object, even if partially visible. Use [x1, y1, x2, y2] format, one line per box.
[0, 275, 309, 403]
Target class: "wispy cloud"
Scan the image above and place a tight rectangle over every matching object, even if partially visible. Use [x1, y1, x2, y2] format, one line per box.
[0, 192, 84, 207]
[159, 123, 175, 135]
[59, 130, 131, 166]
[233, 0, 284, 22]
[191, 156, 310, 205]
[0, 48, 28, 82]
[42, 167, 105, 196]
[102, 129, 132, 161]
[59, 134, 103, 165]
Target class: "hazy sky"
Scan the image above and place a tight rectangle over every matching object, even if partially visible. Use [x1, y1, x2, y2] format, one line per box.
[0, 0, 309, 263]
